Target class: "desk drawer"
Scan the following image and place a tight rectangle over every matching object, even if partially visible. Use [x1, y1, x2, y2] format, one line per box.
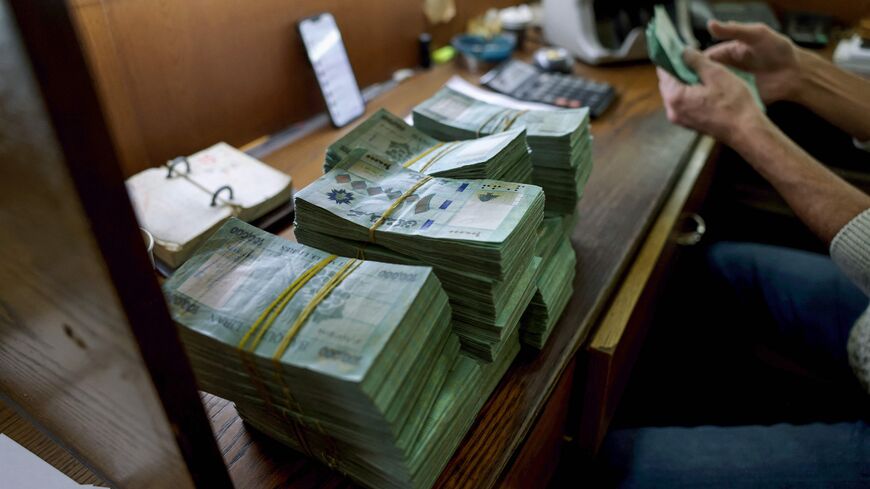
[576, 136, 718, 454]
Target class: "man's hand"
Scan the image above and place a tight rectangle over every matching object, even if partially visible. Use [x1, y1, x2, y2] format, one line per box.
[705, 20, 802, 104]
[657, 48, 765, 149]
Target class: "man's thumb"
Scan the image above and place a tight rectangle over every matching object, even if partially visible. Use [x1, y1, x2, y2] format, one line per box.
[683, 47, 721, 83]
[682, 48, 707, 71]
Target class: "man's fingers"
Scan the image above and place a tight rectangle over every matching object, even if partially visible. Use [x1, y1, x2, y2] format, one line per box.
[682, 47, 721, 81]
[708, 20, 766, 43]
[656, 67, 683, 93]
[704, 41, 750, 69]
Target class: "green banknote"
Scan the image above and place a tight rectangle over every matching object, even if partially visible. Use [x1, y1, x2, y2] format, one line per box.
[295, 148, 544, 280]
[326, 109, 533, 183]
[647, 5, 763, 107]
[163, 219, 489, 489]
[412, 88, 589, 143]
[412, 87, 594, 214]
[295, 148, 543, 360]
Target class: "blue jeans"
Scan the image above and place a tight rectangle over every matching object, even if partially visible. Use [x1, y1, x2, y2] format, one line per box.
[706, 242, 868, 378]
[601, 422, 870, 488]
[598, 242, 870, 488]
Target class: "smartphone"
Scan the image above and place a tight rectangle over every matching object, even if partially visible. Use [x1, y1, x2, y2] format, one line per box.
[298, 13, 365, 128]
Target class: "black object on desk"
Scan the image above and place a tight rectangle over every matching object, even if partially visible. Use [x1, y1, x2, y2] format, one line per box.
[784, 12, 832, 48]
[480, 59, 616, 118]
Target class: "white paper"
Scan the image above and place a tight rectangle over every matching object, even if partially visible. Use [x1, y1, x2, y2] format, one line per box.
[445, 76, 560, 112]
[125, 142, 293, 268]
[0, 434, 107, 489]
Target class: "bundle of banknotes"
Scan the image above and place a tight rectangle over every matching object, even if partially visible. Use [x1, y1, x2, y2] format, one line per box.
[295, 149, 544, 361]
[647, 5, 763, 107]
[163, 220, 516, 489]
[412, 87, 593, 214]
[520, 215, 577, 348]
[325, 109, 534, 183]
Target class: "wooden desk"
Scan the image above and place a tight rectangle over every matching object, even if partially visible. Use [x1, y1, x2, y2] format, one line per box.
[2, 57, 709, 488]
[204, 61, 705, 488]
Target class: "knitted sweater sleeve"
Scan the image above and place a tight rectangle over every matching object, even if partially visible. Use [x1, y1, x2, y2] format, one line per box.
[830, 208, 870, 394]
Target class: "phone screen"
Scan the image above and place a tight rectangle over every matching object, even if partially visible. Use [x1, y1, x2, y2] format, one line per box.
[298, 13, 365, 127]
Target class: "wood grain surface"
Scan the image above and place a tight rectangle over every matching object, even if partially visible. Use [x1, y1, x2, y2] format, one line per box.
[0, 2, 195, 486]
[69, 0, 524, 177]
[1, 1, 231, 486]
[580, 136, 715, 453]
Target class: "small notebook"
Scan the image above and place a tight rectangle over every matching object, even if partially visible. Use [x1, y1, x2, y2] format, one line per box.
[126, 142, 293, 269]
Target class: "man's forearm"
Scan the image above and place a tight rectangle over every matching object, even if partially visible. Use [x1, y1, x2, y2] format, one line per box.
[791, 50, 870, 142]
[732, 117, 870, 244]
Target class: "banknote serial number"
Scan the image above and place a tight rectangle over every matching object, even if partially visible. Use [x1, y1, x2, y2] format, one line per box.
[318, 346, 361, 366]
[229, 226, 265, 246]
[171, 293, 200, 314]
[446, 229, 481, 238]
[377, 270, 419, 282]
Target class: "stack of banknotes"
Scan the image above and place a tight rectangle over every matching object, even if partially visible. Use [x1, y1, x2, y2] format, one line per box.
[647, 5, 763, 107]
[163, 219, 516, 489]
[295, 149, 544, 361]
[325, 109, 534, 183]
[412, 87, 593, 214]
[521, 214, 577, 348]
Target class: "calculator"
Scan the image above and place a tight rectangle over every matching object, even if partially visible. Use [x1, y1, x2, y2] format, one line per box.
[480, 60, 616, 117]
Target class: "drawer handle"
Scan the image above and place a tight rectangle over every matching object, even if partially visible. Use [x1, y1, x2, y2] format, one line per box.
[673, 213, 706, 246]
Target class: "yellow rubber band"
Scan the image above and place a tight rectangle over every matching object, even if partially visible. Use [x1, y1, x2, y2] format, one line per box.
[402, 142, 444, 169]
[272, 258, 362, 360]
[475, 109, 508, 137]
[368, 175, 433, 242]
[238, 255, 337, 352]
[501, 110, 527, 131]
[418, 142, 461, 173]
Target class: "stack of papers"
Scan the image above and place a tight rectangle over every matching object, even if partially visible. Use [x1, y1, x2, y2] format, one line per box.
[163, 220, 514, 489]
[326, 109, 533, 183]
[294, 149, 544, 361]
[412, 86, 593, 214]
[520, 215, 577, 348]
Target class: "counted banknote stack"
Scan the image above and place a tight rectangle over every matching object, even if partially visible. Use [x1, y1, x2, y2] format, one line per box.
[163, 219, 514, 489]
[325, 109, 533, 183]
[295, 149, 544, 361]
[647, 5, 762, 107]
[412, 87, 593, 214]
[520, 214, 577, 348]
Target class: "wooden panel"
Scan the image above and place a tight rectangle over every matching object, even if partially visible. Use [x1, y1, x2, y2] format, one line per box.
[0, 4, 192, 487]
[498, 361, 576, 489]
[69, 0, 524, 177]
[0, 1, 231, 487]
[579, 137, 716, 454]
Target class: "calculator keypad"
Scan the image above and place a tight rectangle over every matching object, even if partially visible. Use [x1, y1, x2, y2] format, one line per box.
[482, 60, 616, 118]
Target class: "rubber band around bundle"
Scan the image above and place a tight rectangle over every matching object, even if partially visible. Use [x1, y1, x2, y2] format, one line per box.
[272, 258, 362, 360]
[402, 142, 444, 169]
[368, 176, 433, 242]
[238, 255, 337, 352]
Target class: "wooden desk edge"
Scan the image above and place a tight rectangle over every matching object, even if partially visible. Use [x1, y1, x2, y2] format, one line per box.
[589, 135, 714, 353]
